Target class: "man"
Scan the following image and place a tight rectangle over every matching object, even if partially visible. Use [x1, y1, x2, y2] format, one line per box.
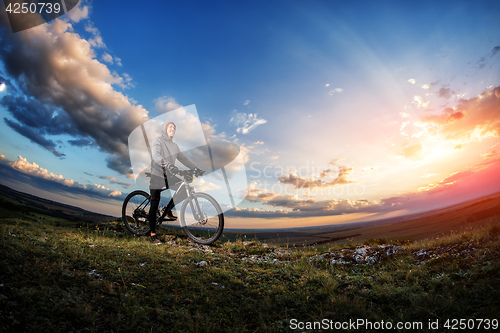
[149, 121, 202, 244]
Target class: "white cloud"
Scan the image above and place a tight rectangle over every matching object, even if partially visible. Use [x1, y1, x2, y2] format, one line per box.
[66, 2, 89, 22]
[408, 79, 416, 84]
[154, 96, 181, 113]
[102, 53, 113, 64]
[327, 88, 344, 96]
[193, 178, 221, 192]
[412, 95, 431, 109]
[109, 189, 122, 197]
[230, 111, 267, 135]
[5, 155, 124, 199]
[11, 156, 68, 184]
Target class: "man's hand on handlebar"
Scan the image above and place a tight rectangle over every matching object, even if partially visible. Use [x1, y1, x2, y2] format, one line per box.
[167, 164, 179, 175]
[193, 167, 205, 177]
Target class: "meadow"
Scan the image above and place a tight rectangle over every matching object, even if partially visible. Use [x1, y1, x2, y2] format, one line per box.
[0, 192, 499, 332]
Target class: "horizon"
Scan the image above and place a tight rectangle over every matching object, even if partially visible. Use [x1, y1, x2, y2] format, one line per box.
[2, 181, 498, 233]
[1, 1, 500, 230]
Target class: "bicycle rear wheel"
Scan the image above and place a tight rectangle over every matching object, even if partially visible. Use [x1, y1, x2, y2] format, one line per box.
[122, 190, 151, 236]
[180, 192, 224, 245]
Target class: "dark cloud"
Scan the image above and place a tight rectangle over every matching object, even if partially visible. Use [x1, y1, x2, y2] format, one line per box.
[278, 164, 353, 190]
[4, 118, 65, 158]
[106, 154, 133, 178]
[99, 175, 133, 188]
[68, 138, 95, 147]
[438, 87, 454, 99]
[476, 46, 500, 69]
[245, 186, 378, 217]
[0, 12, 148, 176]
[278, 174, 323, 189]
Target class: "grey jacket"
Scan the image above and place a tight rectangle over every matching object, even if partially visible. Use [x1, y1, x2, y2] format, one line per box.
[150, 123, 196, 179]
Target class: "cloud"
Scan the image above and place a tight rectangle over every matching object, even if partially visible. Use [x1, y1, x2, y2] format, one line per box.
[108, 189, 122, 197]
[99, 175, 133, 188]
[68, 137, 94, 147]
[192, 178, 221, 192]
[0, 9, 148, 177]
[420, 85, 500, 143]
[491, 46, 500, 56]
[481, 150, 497, 159]
[154, 96, 182, 114]
[11, 155, 72, 185]
[408, 79, 416, 85]
[327, 87, 344, 96]
[400, 143, 423, 160]
[243, 156, 500, 218]
[102, 53, 113, 63]
[66, 2, 89, 23]
[4, 117, 66, 158]
[412, 95, 431, 109]
[278, 163, 354, 190]
[476, 46, 500, 69]
[438, 86, 455, 99]
[0, 154, 126, 201]
[230, 111, 267, 135]
[245, 186, 379, 216]
[278, 173, 323, 189]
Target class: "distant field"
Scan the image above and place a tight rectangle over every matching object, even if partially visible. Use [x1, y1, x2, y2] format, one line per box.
[1, 182, 499, 248]
[0, 184, 115, 223]
[224, 192, 500, 247]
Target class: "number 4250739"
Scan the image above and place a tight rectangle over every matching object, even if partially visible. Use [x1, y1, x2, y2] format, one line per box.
[5, 2, 62, 14]
[444, 319, 498, 330]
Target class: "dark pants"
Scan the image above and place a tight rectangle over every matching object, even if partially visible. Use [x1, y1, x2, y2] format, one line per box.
[148, 174, 184, 234]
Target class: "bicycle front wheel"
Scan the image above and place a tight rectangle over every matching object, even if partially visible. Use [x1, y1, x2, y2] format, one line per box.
[122, 190, 151, 236]
[180, 192, 224, 245]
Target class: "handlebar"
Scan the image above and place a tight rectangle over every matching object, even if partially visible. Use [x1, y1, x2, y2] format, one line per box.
[161, 166, 204, 182]
[178, 169, 204, 178]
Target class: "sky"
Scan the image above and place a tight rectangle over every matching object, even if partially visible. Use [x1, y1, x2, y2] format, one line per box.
[0, 0, 499, 229]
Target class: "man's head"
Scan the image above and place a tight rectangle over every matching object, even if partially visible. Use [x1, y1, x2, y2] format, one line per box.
[166, 122, 176, 138]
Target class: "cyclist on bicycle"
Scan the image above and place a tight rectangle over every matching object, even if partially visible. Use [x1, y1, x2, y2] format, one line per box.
[149, 121, 203, 244]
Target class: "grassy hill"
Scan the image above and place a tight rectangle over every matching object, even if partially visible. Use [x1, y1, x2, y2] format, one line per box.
[1, 201, 499, 332]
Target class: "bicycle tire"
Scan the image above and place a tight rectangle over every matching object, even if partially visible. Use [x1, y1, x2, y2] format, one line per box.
[122, 190, 151, 236]
[180, 192, 224, 245]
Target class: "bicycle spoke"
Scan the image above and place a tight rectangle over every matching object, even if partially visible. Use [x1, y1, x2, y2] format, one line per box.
[181, 193, 223, 244]
[122, 190, 151, 236]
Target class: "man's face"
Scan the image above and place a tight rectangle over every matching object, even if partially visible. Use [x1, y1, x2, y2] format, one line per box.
[166, 123, 176, 138]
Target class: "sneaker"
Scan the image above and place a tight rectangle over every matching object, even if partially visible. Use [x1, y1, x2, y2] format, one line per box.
[165, 209, 177, 220]
[150, 235, 162, 245]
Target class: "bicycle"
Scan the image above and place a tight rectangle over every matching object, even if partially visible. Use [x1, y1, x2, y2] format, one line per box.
[121, 168, 224, 245]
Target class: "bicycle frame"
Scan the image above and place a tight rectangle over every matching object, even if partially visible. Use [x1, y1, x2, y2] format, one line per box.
[158, 171, 203, 224]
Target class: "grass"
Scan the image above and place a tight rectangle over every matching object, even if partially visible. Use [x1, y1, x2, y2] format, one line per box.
[1, 210, 499, 332]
